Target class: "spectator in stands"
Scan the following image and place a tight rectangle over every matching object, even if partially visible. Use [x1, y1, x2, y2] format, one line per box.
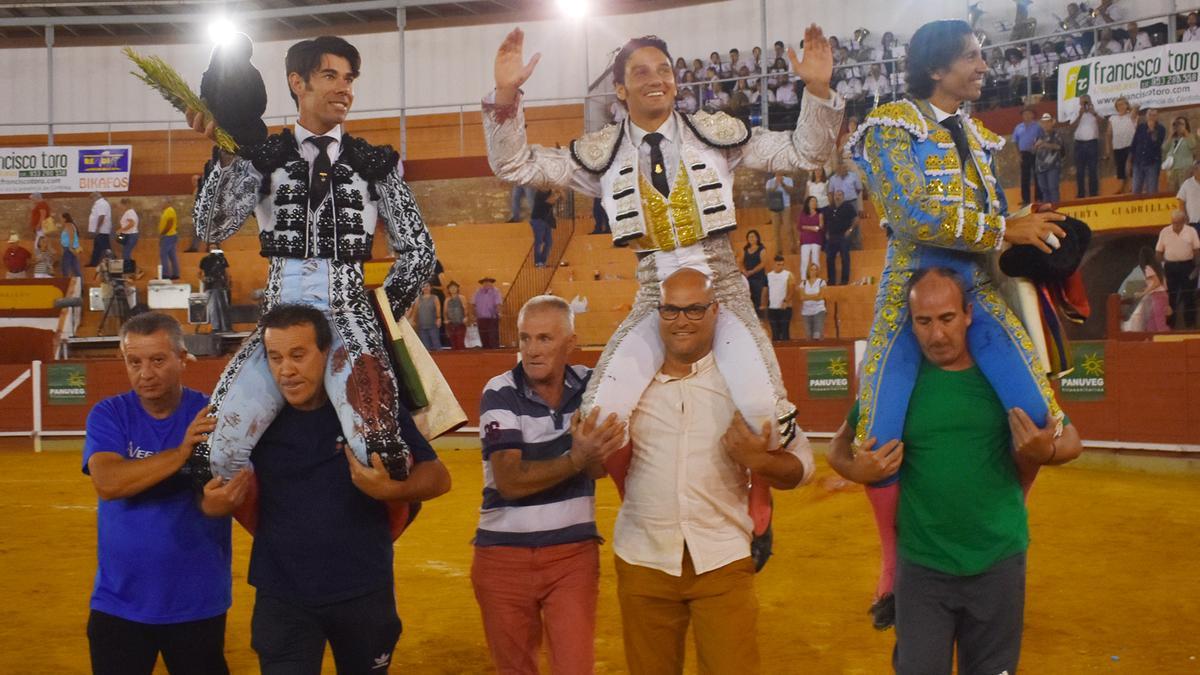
[741, 229, 769, 316]
[1132, 249, 1171, 332]
[530, 188, 557, 268]
[1070, 95, 1102, 198]
[727, 79, 754, 123]
[674, 57, 689, 81]
[1156, 210, 1200, 329]
[1003, 49, 1030, 107]
[1164, 117, 1197, 193]
[676, 85, 699, 114]
[796, 196, 825, 281]
[773, 78, 800, 115]
[837, 117, 860, 168]
[82, 312, 232, 675]
[29, 192, 50, 241]
[1012, 108, 1044, 206]
[4, 233, 31, 279]
[1183, 12, 1200, 42]
[1034, 113, 1066, 204]
[199, 249, 231, 333]
[765, 171, 795, 254]
[1090, 28, 1122, 56]
[474, 276, 503, 349]
[826, 190, 856, 285]
[773, 40, 787, 64]
[768, 57, 790, 91]
[117, 199, 140, 260]
[862, 64, 890, 104]
[1122, 22, 1152, 52]
[32, 235, 55, 279]
[703, 77, 729, 112]
[765, 255, 796, 341]
[690, 58, 705, 79]
[751, 46, 764, 73]
[1105, 97, 1137, 194]
[443, 282, 468, 350]
[1177, 161, 1200, 235]
[880, 32, 900, 67]
[60, 212, 83, 279]
[508, 184, 535, 222]
[889, 58, 907, 94]
[748, 77, 774, 106]
[829, 159, 864, 213]
[158, 200, 180, 280]
[728, 48, 746, 79]
[473, 295, 622, 675]
[806, 166, 830, 218]
[707, 51, 726, 78]
[799, 263, 827, 340]
[412, 282, 443, 351]
[87, 192, 113, 267]
[1131, 108, 1167, 194]
[835, 70, 864, 116]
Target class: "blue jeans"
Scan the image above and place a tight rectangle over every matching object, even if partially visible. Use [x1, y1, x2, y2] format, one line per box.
[417, 326, 442, 351]
[159, 235, 179, 279]
[61, 248, 82, 278]
[509, 185, 534, 220]
[1131, 163, 1160, 194]
[1074, 139, 1099, 197]
[531, 219, 553, 266]
[121, 233, 139, 260]
[1036, 167, 1061, 204]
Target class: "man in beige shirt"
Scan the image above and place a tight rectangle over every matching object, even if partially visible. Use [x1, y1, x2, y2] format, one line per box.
[1155, 209, 1200, 328]
[611, 267, 814, 675]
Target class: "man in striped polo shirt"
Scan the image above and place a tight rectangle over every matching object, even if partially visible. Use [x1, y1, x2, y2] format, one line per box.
[473, 295, 626, 675]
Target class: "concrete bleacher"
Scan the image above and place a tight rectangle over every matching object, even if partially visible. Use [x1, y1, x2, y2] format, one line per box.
[66, 220, 533, 339]
[544, 204, 890, 345]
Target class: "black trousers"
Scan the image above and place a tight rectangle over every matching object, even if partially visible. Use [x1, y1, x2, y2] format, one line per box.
[826, 238, 851, 285]
[87, 232, 112, 267]
[1164, 259, 1197, 329]
[767, 307, 792, 341]
[894, 553, 1026, 675]
[1018, 151, 1042, 204]
[1113, 146, 1130, 181]
[87, 609, 229, 675]
[251, 587, 402, 675]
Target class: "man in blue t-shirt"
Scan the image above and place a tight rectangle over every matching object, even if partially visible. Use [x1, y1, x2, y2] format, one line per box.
[201, 302, 451, 674]
[83, 312, 233, 675]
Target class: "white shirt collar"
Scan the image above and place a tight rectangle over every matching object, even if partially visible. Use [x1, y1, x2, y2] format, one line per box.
[654, 350, 716, 383]
[929, 102, 960, 122]
[294, 122, 343, 147]
[629, 113, 678, 149]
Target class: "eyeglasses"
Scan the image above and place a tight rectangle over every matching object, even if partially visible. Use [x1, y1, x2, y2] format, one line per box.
[657, 302, 714, 320]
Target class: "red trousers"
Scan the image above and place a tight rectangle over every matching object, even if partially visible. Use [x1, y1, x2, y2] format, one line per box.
[471, 540, 599, 675]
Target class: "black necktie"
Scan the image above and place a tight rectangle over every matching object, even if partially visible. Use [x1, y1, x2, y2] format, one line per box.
[305, 136, 335, 212]
[940, 114, 971, 167]
[643, 132, 671, 198]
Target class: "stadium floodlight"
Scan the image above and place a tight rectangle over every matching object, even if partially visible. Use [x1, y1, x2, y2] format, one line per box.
[556, 0, 588, 19]
[207, 17, 238, 45]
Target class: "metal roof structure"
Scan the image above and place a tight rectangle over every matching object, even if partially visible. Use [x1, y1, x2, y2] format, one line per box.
[0, 0, 707, 48]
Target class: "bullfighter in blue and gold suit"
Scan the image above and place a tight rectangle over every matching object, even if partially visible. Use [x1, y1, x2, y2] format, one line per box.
[847, 76, 1066, 624]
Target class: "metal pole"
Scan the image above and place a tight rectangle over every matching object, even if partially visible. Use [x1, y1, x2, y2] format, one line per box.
[32, 360, 42, 453]
[759, 0, 768, 128]
[396, 4, 407, 159]
[46, 24, 55, 145]
[583, 18, 591, 130]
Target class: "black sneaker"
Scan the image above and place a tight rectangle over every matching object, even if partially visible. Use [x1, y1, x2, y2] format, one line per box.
[870, 593, 895, 631]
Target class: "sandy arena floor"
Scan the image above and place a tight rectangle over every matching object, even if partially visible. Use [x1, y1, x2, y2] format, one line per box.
[0, 438, 1197, 674]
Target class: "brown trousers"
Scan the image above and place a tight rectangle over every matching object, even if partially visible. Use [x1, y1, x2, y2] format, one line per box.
[615, 550, 759, 675]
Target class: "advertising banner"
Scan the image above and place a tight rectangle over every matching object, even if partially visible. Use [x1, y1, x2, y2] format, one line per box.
[1057, 42, 1200, 122]
[806, 348, 851, 399]
[0, 145, 132, 195]
[47, 364, 87, 405]
[1059, 342, 1106, 401]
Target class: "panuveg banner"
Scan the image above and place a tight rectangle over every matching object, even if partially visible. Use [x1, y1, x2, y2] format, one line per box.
[1057, 42, 1200, 122]
[0, 145, 132, 195]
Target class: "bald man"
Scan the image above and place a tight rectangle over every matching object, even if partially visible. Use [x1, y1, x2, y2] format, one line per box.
[609, 268, 814, 674]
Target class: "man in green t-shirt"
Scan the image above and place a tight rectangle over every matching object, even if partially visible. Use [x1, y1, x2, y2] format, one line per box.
[829, 267, 1082, 675]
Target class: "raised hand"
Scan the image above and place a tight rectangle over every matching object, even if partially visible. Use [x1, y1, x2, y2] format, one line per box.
[185, 108, 219, 144]
[788, 23, 833, 100]
[495, 27, 542, 106]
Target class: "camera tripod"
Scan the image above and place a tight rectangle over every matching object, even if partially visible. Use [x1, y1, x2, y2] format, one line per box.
[97, 277, 130, 336]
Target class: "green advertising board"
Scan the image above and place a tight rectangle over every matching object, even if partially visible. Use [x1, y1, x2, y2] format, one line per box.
[1059, 342, 1105, 401]
[806, 348, 850, 399]
[47, 364, 87, 405]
